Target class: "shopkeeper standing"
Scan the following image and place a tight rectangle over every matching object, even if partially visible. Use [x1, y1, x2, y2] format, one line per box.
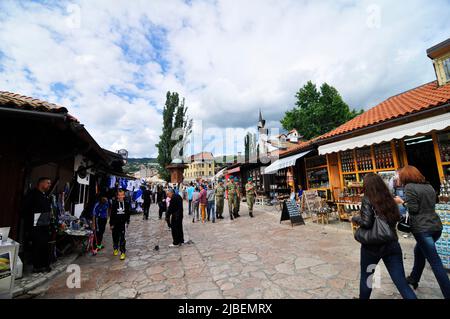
[22, 177, 53, 273]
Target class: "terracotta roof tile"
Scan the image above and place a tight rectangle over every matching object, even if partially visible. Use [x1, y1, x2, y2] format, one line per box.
[0, 91, 69, 114]
[318, 81, 450, 140]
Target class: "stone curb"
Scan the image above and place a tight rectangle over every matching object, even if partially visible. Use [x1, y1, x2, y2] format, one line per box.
[13, 253, 80, 298]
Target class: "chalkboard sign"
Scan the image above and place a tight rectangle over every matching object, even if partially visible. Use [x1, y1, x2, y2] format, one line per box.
[280, 201, 305, 227]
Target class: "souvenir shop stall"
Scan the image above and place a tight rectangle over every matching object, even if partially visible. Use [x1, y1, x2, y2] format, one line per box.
[304, 155, 333, 202]
[437, 180, 450, 271]
[268, 168, 292, 203]
[332, 142, 400, 221]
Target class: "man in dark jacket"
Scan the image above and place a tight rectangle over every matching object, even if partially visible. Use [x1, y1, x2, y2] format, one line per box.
[22, 177, 53, 273]
[110, 189, 130, 260]
[166, 189, 184, 247]
[142, 186, 152, 220]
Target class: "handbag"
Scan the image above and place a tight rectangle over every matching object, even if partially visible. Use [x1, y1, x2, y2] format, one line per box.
[397, 211, 411, 233]
[354, 206, 398, 245]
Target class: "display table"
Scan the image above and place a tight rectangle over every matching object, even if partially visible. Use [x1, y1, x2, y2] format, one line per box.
[436, 203, 450, 270]
[0, 239, 20, 299]
[63, 229, 94, 256]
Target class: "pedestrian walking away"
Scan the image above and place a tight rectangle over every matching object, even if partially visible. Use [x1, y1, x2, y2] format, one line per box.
[156, 185, 167, 220]
[395, 165, 450, 299]
[142, 186, 152, 220]
[187, 183, 195, 215]
[199, 184, 208, 223]
[245, 177, 257, 218]
[192, 187, 200, 222]
[352, 173, 417, 299]
[110, 189, 131, 261]
[207, 184, 216, 223]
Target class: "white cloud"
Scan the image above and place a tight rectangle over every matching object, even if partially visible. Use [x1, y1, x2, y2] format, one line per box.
[0, 0, 449, 157]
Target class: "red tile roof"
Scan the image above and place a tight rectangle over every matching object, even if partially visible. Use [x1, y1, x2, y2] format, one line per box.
[319, 81, 450, 140]
[190, 152, 214, 161]
[279, 139, 316, 156]
[0, 91, 79, 122]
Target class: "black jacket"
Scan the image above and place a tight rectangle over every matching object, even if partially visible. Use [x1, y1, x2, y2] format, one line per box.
[157, 190, 166, 203]
[405, 183, 442, 233]
[166, 194, 183, 222]
[22, 188, 52, 229]
[352, 196, 398, 251]
[109, 200, 131, 226]
[143, 189, 152, 204]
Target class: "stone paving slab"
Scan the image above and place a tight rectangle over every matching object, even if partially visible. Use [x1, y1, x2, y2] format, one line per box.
[32, 201, 449, 299]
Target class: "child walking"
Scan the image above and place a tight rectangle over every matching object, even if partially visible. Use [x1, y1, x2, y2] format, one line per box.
[110, 190, 130, 260]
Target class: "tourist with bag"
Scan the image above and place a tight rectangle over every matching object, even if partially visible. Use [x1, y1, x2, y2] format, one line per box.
[352, 173, 416, 299]
[395, 165, 450, 298]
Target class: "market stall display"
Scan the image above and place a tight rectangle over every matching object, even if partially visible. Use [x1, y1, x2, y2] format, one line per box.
[337, 142, 400, 189]
[0, 238, 19, 299]
[305, 155, 331, 201]
[269, 169, 291, 201]
[436, 203, 450, 270]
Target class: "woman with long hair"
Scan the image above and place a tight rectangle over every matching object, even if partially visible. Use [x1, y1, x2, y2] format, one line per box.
[395, 165, 450, 298]
[352, 173, 416, 299]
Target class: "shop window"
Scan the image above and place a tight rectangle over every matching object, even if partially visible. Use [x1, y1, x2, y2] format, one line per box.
[373, 143, 395, 169]
[438, 131, 450, 163]
[356, 147, 374, 171]
[340, 150, 355, 172]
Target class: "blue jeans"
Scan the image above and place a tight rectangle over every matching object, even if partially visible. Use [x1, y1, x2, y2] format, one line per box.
[188, 199, 192, 215]
[410, 231, 450, 299]
[207, 201, 216, 222]
[360, 241, 417, 299]
[398, 204, 407, 216]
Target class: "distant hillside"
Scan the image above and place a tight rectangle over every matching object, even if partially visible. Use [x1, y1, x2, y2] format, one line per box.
[123, 158, 159, 174]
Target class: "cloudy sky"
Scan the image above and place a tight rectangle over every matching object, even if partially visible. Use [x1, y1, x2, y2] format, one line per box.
[0, 0, 449, 158]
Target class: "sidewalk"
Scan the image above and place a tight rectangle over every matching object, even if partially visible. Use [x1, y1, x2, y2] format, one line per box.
[13, 253, 80, 298]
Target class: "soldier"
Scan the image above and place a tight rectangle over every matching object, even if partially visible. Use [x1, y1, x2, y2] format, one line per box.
[234, 177, 241, 218]
[245, 177, 257, 218]
[226, 176, 236, 220]
[215, 179, 226, 219]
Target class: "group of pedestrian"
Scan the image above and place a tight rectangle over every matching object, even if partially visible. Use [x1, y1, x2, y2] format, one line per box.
[184, 176, 257, 224]
[352, 165, 450, 299]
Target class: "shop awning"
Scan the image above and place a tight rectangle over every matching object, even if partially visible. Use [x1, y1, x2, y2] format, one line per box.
[318, 112, 450, 155]
[263, 150, 311, 174]
[213, 168, 226, 180]
[227, 166, 241, 174]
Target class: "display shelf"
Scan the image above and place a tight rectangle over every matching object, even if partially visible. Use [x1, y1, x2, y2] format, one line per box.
[374, 142, 395, 170]
[305, 155, 328, 169]
[356, 147, 374, 171]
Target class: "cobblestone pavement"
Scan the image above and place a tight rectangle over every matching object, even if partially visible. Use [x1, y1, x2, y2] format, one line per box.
[35, 201, 448, 299]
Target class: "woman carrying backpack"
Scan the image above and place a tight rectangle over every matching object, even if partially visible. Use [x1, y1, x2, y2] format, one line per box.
[352, 173, 417, 299]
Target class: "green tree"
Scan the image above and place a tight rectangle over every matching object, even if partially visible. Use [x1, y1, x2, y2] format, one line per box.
[156, 92, 192, 182]
[281, 81, 362, 140]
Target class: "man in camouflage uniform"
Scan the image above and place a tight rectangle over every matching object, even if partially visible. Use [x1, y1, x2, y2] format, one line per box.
[245, 177, 257, 218]
[226, 176, 236, 220]
[234, 177, 242, 218]
[215, 179, 226, 219]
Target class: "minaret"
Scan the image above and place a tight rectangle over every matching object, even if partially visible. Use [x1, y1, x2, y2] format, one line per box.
[257, 109, 268, 135]
[257, 109, 269, 157]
